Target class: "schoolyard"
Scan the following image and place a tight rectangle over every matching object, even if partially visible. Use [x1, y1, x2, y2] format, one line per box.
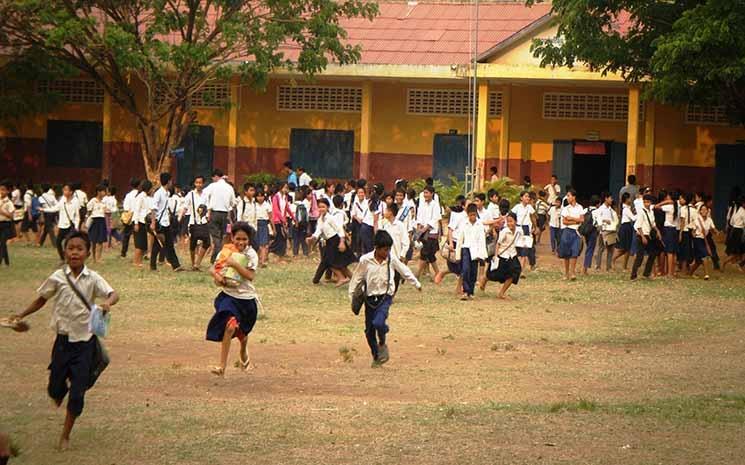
[2, 242, 745, 464]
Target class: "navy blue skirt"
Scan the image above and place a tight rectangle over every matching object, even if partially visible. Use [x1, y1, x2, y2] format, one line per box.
[662, 226, 679, 254]
[255, 219, 270, 246]
[206, 292, 258, 342]
[692, 237, 709, 261]
[617, 222, 633, 252]
[558, 228, 581, 259]
[88, 217, 108, 244]
[678, 230, 693, 262]
[725, 227, 744, 255]
[486, 256, 521, 284]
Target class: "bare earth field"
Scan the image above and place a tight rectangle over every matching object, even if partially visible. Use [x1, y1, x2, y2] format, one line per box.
[2, 241, 745, 464]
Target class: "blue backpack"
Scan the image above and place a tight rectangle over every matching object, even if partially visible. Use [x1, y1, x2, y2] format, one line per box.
[31, 195, 42, 217]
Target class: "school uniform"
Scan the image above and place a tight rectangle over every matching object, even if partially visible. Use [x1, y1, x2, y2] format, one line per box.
[315, 213, 355, 269]
[535, 199, 549, 231]
[254, 201, 272, 248]
[352, 198, 374, 255]
[86, 198, 108, 244]
[678, 204, 697, 264]
[487, 227, 523, 285]
[120, 189, 139, 257]
[558, 203, 584, 259]
[21, 189, 39, 233]
[396, 201, 416, 261]
[545, 183, 561, 205]
[74, 189, 88, 220]
[582, 206, 600, 269]
[102, 194, 120, 243]
[298, 172, 312, 187]
[132, 191, 151, 252]
[631, 206, 660, 279]
[11, 189, 23, 224]
[150, 186, 181, 270]
[204, 178, 236, 262]
[238, 196, 258, 245]
[415, 199, 442, 263]
[269, 192, 294, 257]
[659, 204, 679, 254]
[595, 204, 618, 271]
[57, 197, 81, 261]
[511, 203, 535, 262]
[292, 199, 311, 256]
[446, 210, 467, 274]
[548, 204, 561, 252]
[38, 189, 59, 247]
[185, 190, 210, 252]
[348, 252, 421, 361]
[0, 197, 14, 265]
[617, 204, 636, 252]
[692, 216, 715, 262]
[725, 206, 745, 256]
[38, 266, 114, 417]
[206, 247, 260, 343]
[455, 220, 487, 296]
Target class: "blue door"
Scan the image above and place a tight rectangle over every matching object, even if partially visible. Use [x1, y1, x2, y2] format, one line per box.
[290, 129, 354, 180]
[714, 144, 745, 229]
[552, 140, 573, 193]
[433, 134, 469, 184]
[177, 125, 214, 189]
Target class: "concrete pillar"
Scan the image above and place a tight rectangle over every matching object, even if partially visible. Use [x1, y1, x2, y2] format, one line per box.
[498, 84, 512, 177]
[626, 86, 640, 178]
[227, 76, 240, 181]
[359, 81, 373, 179]
[643, 101, 656, 189]
[475, 81, 489, 187]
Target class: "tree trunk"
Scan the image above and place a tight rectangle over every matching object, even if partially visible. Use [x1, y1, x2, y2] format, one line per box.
[136, 109, 194, 184]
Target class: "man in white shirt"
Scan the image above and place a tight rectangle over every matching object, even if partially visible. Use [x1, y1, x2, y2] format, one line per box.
[38, 183, 59, 248]
[348, 229, 421, 367]
[296, 167, 312, 187]
[544, 175, 562, 205]
[631, 194, 661, 280]
[414, 186, 442, 280]
[120, 177, 140, 258]
[150, 173, 183, 272]
[204, 169, 236, 263]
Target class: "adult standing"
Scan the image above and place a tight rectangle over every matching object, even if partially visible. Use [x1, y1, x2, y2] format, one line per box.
[618, 175, 639, 204]
[204, 169, 235, 263]
[150, 173, 183, 271]
[544, 174, 562, 205]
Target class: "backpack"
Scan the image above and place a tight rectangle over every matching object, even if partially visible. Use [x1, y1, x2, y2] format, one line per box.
[30, 195, 41, 217]
[578, 207, 596, 237]
[295, 202, 309, 226]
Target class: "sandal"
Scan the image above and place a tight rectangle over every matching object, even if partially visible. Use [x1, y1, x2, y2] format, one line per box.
[240, 359, 252, 371]
[210, 366, 225, 377]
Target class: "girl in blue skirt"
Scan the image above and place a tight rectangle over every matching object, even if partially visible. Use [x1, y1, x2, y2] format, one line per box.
[613, 192, 636, 270]
[85, 185, 110, 263]
[689, 205, 718, 280]
[206, 222, 260, 377]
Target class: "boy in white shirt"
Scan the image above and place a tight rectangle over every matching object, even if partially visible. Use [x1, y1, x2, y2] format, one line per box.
[548, 198, 562, 254]
[594, 192, 618, 271]
[631, 194, 662, 280]
[120, 178, 140, 258]
[12, 231, 119, 450]
[414, 186, 442, 280]
[349, 230, 421, 367]
[544, 175, 561, 205]
[558, 189, 584, 280]
[56, 183, 82, 263]
[434, 195, 466, 289]
[38, 183, 59, 248]
[455, 204, 487, 300]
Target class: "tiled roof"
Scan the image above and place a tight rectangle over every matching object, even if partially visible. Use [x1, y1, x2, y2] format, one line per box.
[280, 1, 553, 65]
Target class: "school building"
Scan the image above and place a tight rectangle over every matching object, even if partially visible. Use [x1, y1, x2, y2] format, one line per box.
[2, 1, 745, 224]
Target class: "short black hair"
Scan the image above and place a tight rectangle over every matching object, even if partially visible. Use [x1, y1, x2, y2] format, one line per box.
[95, 184, 107, 194]
[425, 177, 434, 186]
[374, 230, 393, 249]
[283, 161, 293, 170]
[317, 198, 330, 208]
[243, 182, 255, 192]
[159, 172, 171, 185]
[487, 189, 498, 199]
[212, 169, 224, 178]
[387, 202, 399, 216]
[130, 177, 141, 189]
[590, 194, 601, 206]
[139, 179, 153, 193]
[628, 174, 637, 184]
[643, 194, 656, 202]
[475, 192, 486, 202]
[601, 191, 612, 200]
[566, 188, 577, 197]
[357, 178, 367, 189]
[490, 166, 497, 174]
[41, 183, 51, 191]
[231, 222, 254, 240]
[423, 185, 435, 194]
[466, 203, 478, 214]
[332, 195, 344, 209]
[193, 175, 205, 184]
[64, 231, 91, 251]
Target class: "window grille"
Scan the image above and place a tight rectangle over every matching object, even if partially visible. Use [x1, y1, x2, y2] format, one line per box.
[542, 92, 644, 121]
[685, 105, 729, 125]
[488, 91, 503, 118]
[277, 85, 362, 112]
[38, 80, 104, 104]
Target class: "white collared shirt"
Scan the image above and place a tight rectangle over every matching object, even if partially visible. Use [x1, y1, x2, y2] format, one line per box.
[133, 192, 151, 224]
[729, 207, 745, 228]
[415, 199, 441, 234]
[313, 213, 344, 241]
[39, 189, 59, 213]
[74, 189, 88, 207]
[621, 204, 636, 224]
[256, 201, 272, 221]
[152, 186, 171, 227]
[511, 203, 535, 229]
[597, 204, 617, 232]
[545, 183, 561, 204]
[634, 206, 657, 235]
[220, 247, 260, 300]
[58, 196, 81, 229]
[122, 189, 138, 212]
[298, 172, 312, 187]
[349, 252, 421, 298]
[660, 204, 678, 228]
[0, 197, 15, 222]
[380, 218, 409, 260]
[352, 198, 370, 224]
[204, 178, 235, 212]
[679, 204, 698, 231]
[548, 205, 561, 228]
[496, 226, 522, 259]
[238, 197, 258, 228]
[37, 266, 114, 343]
[184, 190, 208, 225]
[693, 216, 715, 239]
[455, 220, 487, 261]
[395, 202, 414, 232]
[448, 210, 467, 239]
[560, 203, 584, 230]
[102, 195, 118, 213]
[86, 197, 108, 218]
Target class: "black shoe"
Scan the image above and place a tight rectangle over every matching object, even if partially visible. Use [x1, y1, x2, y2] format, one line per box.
[378, 344, 390, 364]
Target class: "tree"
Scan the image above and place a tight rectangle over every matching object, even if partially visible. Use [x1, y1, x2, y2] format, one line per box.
[526, 0, 745, 126]
[0, 0, 378, 179]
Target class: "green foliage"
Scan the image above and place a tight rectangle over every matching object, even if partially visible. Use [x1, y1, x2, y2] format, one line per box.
[410, 176, 466, 212]
[245, 172, 280, 187]
[0, 0, 379, 174]
[527, 0, 745, 126]
[480, 177, 523, 206]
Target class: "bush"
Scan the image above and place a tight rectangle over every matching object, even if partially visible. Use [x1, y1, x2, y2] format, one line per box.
[481, 177, 523, 206]
[244, 172, 279, 187]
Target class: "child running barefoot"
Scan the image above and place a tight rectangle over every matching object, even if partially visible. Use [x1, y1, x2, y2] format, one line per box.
[11, 231, 119, 451]
[349, 231, 422, 368]
[484, 213, 523, 299]
[206, 223, 260, 377]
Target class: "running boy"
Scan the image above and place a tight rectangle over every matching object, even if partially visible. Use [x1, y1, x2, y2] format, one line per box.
[12, 231, 119, 450]
[349, 231, 421, 367]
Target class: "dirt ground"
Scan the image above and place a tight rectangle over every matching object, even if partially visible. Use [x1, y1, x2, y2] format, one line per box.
[1, 240, 745, 464]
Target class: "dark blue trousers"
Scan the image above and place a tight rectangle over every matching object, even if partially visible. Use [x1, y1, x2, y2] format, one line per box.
[48, 334, 95, 417]
[584, 229, 598, 269]
[460, 248, 478, 296]
[364, 295, 392, 360]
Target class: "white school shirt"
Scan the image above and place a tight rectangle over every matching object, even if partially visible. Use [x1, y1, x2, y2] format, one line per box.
[349, 252, 421, 299]
[39, 190, 59, 213]
[679, 204, 698, 232]
[221, 247, 260, 300]
[331, 209, 348, 230]
[58, 196, 81, 229]
[23, 190, 34, 213]
[693, 216, 715, 239]
[416, 199, 442, 234]
[455, 220, 488, 261]
[511, 203, 535, 230]
[74, 189, 88, 208]
[37, 266, 114, 343]
[256, 201, 272, 221]
[545, 183, 561, 204]
[133, 192, 151, 224]
[496, 227, 523, 259]
[548, 205, 561, 228]
[621, 204, 636, 224]
[298, 172, 312, 187]
[634, 206, 657, 236]
[102, 195, 118, 213]
[352, 198, 369, 224]
[584, 206, 601, 228]
[487, 202, 501, 219]
[729, 207, 745, 228]
[11, 189, 22, 207]
[312, 213, 343, 241]
[633, 197, 644, 215]
[418, 191, 440, 207]
[395, 202, 413, 232]
[184, 190, 208, 225]
[380, 218, 409, 260]
[122, 189, 138, 212]
[660, 204, 678, 228]
[0, 197, 15, 222]
[560, 203, 584, 230]
[343, 191, 354, 210]
[597, 204, 618, 232]
[152, 186, 171, 227]
[204, 178, 235, 212]
[448, 210, 467, 240]
[86, 198, 107, 218]
[168, 195, 180, 219]
[238, 197, 258, 228]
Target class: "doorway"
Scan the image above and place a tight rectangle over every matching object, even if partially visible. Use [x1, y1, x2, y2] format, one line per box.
[714, 144, 745, 228]
[552, 140, 627, 204]
[290, 128, 354, 180]
[177, 125, 214, 189]
[433, 134, 469, 184]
